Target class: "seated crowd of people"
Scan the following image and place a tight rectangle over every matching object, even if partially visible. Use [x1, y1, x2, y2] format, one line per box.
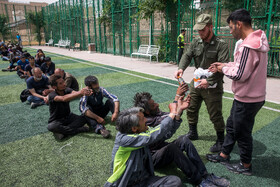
[2, 44, 231, 186]
[3, 8, 268, 186]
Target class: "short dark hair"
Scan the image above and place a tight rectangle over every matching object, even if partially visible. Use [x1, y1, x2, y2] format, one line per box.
[116, 107, 144, 134]
[227, 8, 252, 26]
[49, 74, 62, 87]
[84, 75, 98, 86]
[28, 56, 35, 60]
[133, 92, 152, 113]
[45, 56, 51, 62]
[181, 29, 186, 33]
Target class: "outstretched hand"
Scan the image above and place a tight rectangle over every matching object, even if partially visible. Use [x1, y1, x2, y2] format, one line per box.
[178, 95, 191, 111]
[176, 83, 188, 96]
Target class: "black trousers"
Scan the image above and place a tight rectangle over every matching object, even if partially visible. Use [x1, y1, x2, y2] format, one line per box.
[85, 99, 115, 132]
[178, 48, 184, 64]
[152, 135, 207, 185]
[132, 175, 182, 187]
[47, 113, 87, 135]
[222, 99, 264, 164]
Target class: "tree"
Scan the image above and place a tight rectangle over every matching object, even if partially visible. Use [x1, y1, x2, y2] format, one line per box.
[0, 15, 10, 42]
[136, 0, 191, 61]
[26, 11, 45, 45]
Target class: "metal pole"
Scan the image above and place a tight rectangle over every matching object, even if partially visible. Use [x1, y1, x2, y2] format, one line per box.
[111, 0, 116, 55]
[215, 0, 219, 35]
[177, 0, 181, 62]
[191, 0, 194, 41]
[92, 0, 98, 52]
[97, 0, 102, 52]
[80, 0, 86, 50]
[129, 0, 132, 55]
[24, 5, 31, 45]
[266, 0, 274, 38]
[86, 0, 91, 44]
[35, 6, 40, 45]
[136, 0, 140, 49]
[68, 0, 73, 45]
[165, 3, 169, 62]
[102, 0, 107, 53]
[121, 0, 125, 56]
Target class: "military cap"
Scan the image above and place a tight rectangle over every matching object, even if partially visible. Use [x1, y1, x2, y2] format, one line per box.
[193, 14, 212, 30]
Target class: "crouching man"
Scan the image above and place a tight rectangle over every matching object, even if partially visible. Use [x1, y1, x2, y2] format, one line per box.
[79, 75, 120, 138]
[104, 96, 190, 187]
[47, 74, 91, 140]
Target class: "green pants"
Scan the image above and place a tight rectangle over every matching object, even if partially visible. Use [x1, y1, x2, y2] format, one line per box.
[187, 80, 225, 132]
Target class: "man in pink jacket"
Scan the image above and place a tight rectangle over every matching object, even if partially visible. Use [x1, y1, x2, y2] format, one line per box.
[206, 9, 269, 176]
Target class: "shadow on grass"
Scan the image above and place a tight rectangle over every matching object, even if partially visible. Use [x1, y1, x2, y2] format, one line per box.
[197, 135, 216, 142]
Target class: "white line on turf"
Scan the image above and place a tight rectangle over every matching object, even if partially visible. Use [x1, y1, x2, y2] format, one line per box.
[41, 51, 280, 113]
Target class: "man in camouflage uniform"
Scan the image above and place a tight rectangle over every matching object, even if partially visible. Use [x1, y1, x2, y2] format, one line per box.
[174, 14, 229, 152]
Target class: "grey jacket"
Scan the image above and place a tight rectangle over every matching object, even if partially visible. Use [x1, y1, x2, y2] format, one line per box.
[104, 117, 182, 187]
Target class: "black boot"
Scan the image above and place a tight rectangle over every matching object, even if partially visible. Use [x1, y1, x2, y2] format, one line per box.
[186, 123, 198, 140]
[209, 131, 224, 152]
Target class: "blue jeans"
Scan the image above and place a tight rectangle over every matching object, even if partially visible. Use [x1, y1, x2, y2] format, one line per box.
[27, 95, 44, 104]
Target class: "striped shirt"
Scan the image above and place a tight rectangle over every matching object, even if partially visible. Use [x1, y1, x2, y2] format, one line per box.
[79, 87, 118, 114]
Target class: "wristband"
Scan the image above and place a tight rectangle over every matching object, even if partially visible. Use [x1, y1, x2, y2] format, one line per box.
[173, 100, 178, 103]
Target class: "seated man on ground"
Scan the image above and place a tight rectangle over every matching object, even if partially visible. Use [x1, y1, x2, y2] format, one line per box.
[133, 84, 230, 187]
[16, 55, 29, 78]
[35, 52, 45, 67]
[104, 103, 187, 187]
[79, 76, 119, 138]
[41, 56, 55, 76]
[54, 68, 79, 91]
[47, 74, 92, 140]
[26, 67, 53, 109]
[25, 56, 40, 78]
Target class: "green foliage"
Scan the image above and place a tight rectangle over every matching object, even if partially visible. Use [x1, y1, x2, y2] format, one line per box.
[222, 0, 244, 12]
[26, 11, 45, 45]
[0, 14, 10, 42]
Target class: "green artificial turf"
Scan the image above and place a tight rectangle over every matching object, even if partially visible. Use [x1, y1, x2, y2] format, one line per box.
[0, 48, 280, 187]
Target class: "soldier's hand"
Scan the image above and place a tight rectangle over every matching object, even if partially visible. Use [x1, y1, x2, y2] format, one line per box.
[174, 69, 184, 78]
[196, 79, 209, 89]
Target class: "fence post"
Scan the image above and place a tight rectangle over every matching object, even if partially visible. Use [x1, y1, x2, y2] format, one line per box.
[177, 0, 180, 63]
[24, 5, 31, 45]
[97, 0, 102, 53]
[111, 0, 116, 55]
[136, 0, 140, 50]
[68, 0, 73, 46]
[266, 0, 274, 39]
[214, 0, 219, 35]
[80, 0, 86, 50]
[165, 3, 169, 62]
[86, 0, 91, 44]
[121, 0, 126, 56]
[102, 0, 107, 53]
[129, 0, 132, 55]
[92, 0, 98, 52]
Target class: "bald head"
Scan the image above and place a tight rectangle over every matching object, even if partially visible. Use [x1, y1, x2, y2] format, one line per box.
[54, 68, 65, 78]
[32, 67, 43, 80]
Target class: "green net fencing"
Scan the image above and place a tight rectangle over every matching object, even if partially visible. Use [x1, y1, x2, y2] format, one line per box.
[1, 0, 279, 77]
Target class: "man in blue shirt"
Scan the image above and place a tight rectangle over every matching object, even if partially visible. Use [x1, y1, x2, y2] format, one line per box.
[16, 55, 29, 78]
[26, 67, 53, 109]
[79, 75, 120, 138]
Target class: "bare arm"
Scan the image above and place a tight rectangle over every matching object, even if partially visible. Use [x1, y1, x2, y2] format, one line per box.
[54, 88, 92, 102]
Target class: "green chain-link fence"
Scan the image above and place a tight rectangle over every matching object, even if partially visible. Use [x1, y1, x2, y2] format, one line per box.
[1, 0, 279, 77]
